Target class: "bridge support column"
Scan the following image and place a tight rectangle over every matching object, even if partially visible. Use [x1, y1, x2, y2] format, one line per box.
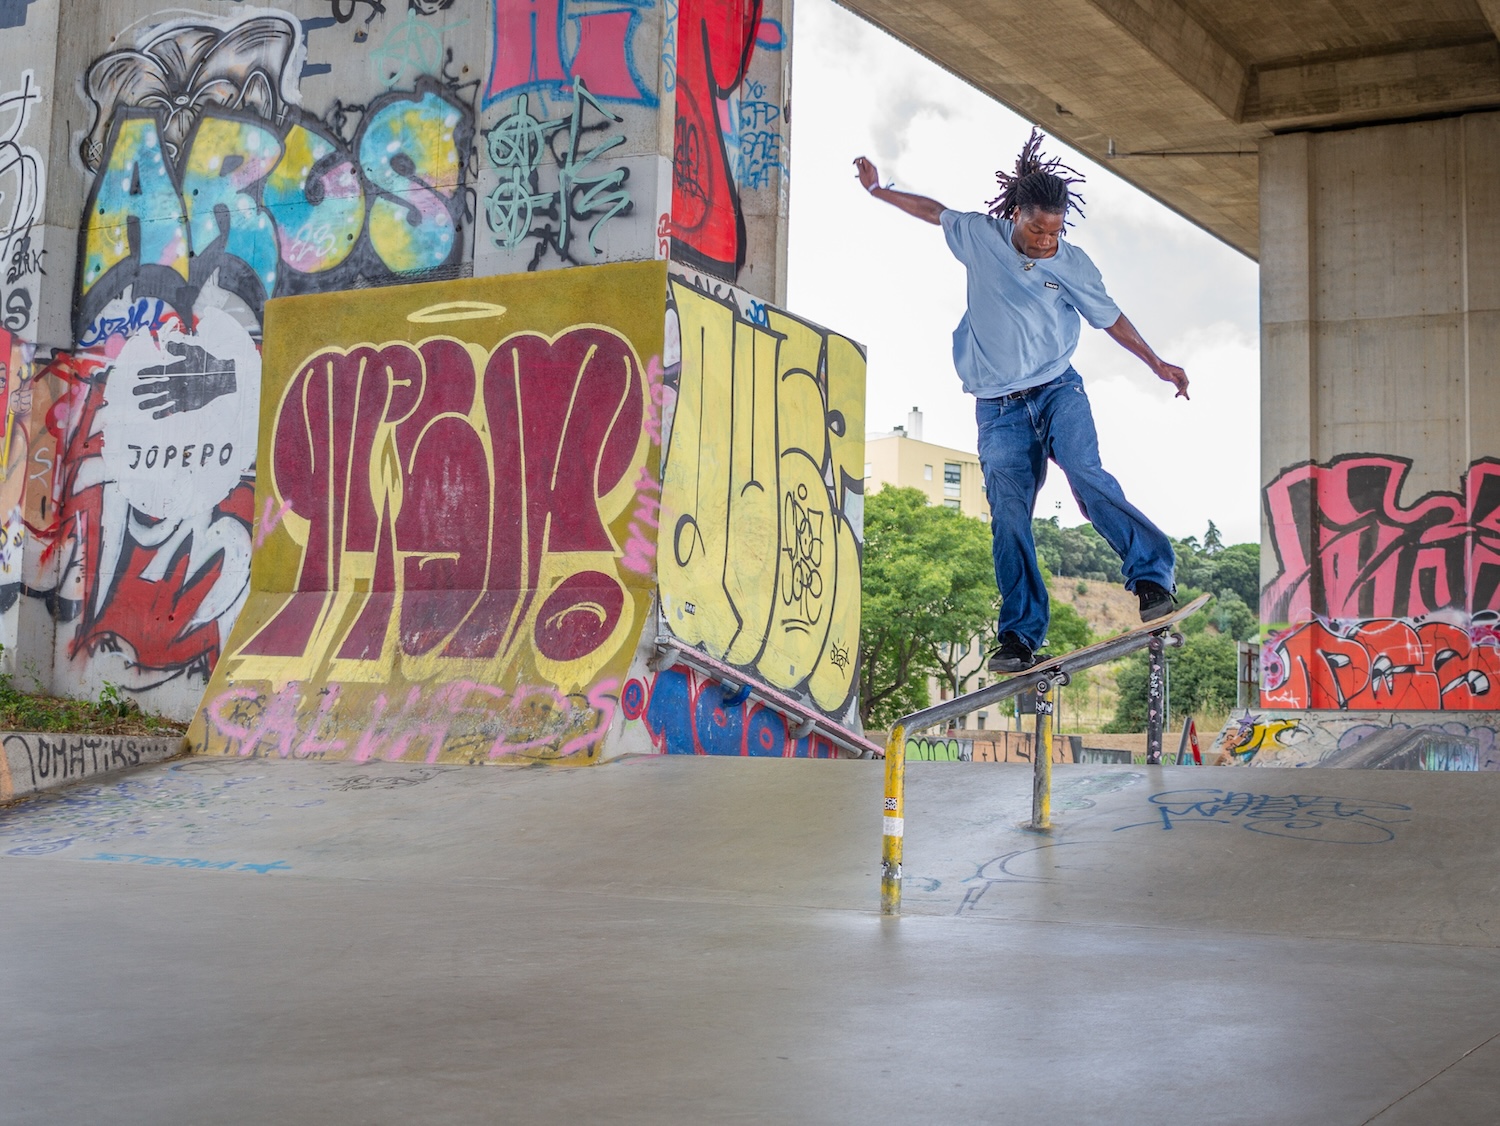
[1257, 113, 1500, 737]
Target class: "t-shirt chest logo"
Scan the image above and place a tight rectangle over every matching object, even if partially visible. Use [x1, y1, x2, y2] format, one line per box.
[1043, 280, 1060, 290]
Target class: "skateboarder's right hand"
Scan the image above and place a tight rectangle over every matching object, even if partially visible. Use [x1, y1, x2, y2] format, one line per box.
[853, 156, 880, 193]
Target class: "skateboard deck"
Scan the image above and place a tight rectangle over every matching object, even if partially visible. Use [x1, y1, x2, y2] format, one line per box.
[896, 592, 1212, 732]
[995, 591, 1212, 688]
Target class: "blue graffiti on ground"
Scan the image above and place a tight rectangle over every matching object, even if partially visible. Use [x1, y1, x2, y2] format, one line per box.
[1117, 789, 1412, 843]
[0, 771, 326, 854]
[80, 851, 290, 873]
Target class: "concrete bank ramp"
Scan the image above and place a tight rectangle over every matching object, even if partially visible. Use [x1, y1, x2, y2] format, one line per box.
[4, 758, 1500, 1124]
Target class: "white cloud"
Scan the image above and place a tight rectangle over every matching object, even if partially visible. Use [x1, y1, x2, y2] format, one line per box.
[787, 0, 1261, 547]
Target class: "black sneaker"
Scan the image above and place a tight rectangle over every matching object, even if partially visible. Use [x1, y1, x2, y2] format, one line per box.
[1136, 580, 1176, 622]
[986, 631, 1037, 673]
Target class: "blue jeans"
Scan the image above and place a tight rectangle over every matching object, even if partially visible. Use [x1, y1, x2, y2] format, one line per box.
[976, 368, 1175, 650]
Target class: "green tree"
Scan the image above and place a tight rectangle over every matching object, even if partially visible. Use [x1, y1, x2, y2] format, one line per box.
[1210, 542, 1260, 609]
[859, 487, 997, 728]
[926, 509, 1005, 701]
[1043, 597, 1093, 654]
[1202, 519, 1224, 554]
[1031, 517, 1123, 582]
[1211, 589, 1258, 642]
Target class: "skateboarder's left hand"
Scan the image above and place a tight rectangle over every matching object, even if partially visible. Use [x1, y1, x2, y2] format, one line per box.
[1154, 360, 1189, 400]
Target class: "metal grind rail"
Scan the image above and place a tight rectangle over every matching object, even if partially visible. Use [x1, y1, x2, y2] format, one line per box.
[879, 593, 1210, 915]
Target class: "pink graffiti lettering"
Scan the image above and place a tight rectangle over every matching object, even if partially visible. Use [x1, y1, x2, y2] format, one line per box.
[1262, 455, 1500, 625]
[239, 329, 644, 670]
[486, 0, 655, 107]
[255, 495, 294, 549]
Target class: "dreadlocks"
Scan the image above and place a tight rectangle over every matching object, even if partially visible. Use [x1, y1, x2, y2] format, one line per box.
[986, 127, 1087, 227]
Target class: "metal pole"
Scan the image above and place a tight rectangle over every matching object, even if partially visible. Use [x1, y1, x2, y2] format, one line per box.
[880, 723, 907, 915]
[1146, 634, 1166, 765]
[1031, 676, 1053, 830]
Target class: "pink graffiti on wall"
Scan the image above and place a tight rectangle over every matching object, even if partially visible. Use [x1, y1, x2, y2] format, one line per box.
[1262, 454, 1500, 626]
[205, 677, 619, 762]
[486, 0, 657, 107]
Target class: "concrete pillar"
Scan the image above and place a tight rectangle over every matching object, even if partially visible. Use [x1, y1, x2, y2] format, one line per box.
[472, 0, 792, 303]
[1259, 112, 1500, 717]
[0, 0, 805, 723]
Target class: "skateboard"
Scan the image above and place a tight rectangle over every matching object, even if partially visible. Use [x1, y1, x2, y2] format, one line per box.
[896, 592, 1212, 731]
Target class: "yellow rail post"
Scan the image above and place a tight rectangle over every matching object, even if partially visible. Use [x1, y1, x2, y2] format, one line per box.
[881, 723, 906, 915]
[1031, 676, 1053, 831]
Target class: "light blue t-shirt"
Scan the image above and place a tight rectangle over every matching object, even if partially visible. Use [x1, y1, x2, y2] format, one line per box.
[940, 209, 1121, 397]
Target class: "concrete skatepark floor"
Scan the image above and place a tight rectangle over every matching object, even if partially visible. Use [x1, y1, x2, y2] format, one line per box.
[4, 756, 1499, 1125]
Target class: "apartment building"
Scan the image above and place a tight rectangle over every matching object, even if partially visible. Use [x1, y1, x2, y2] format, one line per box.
[864, 407, 990, 521]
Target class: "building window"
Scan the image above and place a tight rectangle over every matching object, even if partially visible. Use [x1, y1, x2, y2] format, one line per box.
[977, 713, 987, 730]
[863, 462, 872, 480]
[943, 498, 960, 510]
[924, 464, 933, 481]
[977, 678, 985, 691]
[944, 462, 962, 497]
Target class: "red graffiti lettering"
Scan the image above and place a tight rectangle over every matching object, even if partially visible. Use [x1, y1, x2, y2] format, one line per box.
[487, 0, 654, 106]
[242, 327, 645, 674]
[1264, 618, 1500, 710]
[669, 0, 762, 278]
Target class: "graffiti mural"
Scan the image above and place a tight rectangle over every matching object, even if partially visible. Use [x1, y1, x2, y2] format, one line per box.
[1262, 454, 1500, 709]
[0, 70, 43, 336]
[78, 14, 473, 331]
[486, 0, 659, 108]
[657, 275, 864, 719]
[1263, 617, 1500, 711]
[1263, 454, 1500, 626]
[484, 80, 634, 269]
[45, 9, 478, 710]
[619, 664, 837, 757]
[188, 262, 666, 763]
[1212, 709, 1500, 771]
[669, 0, 760, 278]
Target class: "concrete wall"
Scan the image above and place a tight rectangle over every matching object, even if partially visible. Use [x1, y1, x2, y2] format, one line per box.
[1259, 113, 1500, 718]
[0, 0, 811, 752]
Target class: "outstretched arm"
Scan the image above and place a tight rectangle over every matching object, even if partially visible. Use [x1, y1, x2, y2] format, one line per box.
[854, 156, 946, 225]
[1105, 314, 1189, 400]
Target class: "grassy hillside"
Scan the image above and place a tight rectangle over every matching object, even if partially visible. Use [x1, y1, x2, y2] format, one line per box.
[1046, 578, 1136, 733]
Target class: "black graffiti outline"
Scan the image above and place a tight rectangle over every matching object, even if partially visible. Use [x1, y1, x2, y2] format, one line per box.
[0, 72, 42, 332]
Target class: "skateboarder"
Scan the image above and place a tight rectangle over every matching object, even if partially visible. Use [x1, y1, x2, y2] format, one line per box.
[854, 129, 1188, 673]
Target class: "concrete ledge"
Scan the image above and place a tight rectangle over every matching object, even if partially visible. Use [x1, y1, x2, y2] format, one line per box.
[0, 732, 187, 803]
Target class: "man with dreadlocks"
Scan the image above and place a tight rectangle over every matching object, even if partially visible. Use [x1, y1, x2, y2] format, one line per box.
[854, 129, 1188, 673]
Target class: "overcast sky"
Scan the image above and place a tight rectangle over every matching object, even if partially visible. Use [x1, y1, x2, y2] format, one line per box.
[785, 0, 1262, 546]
